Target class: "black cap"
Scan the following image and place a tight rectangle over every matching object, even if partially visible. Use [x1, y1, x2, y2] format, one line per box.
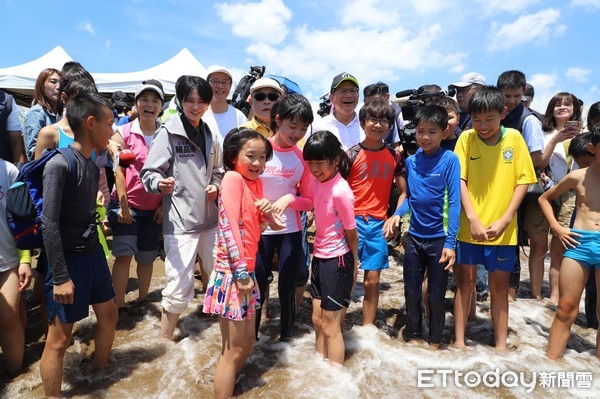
[330, 72, 359, 93]
[111, 91, 131, 108]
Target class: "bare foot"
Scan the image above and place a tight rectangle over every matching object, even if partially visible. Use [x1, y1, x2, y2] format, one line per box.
[508, 287, 517, 302]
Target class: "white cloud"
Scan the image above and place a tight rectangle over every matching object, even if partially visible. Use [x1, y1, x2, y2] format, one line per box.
[527, 72, 557, 112]
[104, 39, 112, 52]
[215, 0, 292, 45]
[565, 67, 591, 83]
[408, 0, 453, 14]
[571, 0, 600, 10]
[487, 8, 565, 52]
[476, 0, 540, 14]
[76, 19, 96, 36]
[340, 0, 400, 29]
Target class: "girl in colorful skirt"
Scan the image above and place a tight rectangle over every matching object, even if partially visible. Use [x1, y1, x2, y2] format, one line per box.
[203, 127, 283, 398]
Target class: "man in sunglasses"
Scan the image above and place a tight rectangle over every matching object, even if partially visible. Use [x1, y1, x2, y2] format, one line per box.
[312, 72, 361, 150]
[240, 77, 284, 138]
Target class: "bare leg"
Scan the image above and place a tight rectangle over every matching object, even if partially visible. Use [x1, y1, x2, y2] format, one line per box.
[40, 317, 74, 398]
[0, 269, 25, 374]
[321, 308, 345, 365]
[111, 255, 133, 309]
[488, 271, 510, 349]
[312, 298, 326, 358]
[160, 309, 181, 340]
[362, 270, 381, 326]
[547, 258, 588, 360]
[548, 236, 564, 304]
[453, 264, 476, 348]
[136, 262, 154, 301]
[528, 232, 548, 300]
[214, 317, 255, 399]
[91, 299, 118, 367]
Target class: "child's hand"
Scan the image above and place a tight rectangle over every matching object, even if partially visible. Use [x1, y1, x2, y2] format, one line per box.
[255, 198, 273, 216]
[268, 214, 286, 231]
[439, 248, 456, 270]
[205, 184, 218, 201]
[469, 218, 488, 242]
[18, 263, 32, 291]
[485, 218, 510, 241]
[271, 194, 293, 217]
[235, 276, 254, 297]
[553, 225, 582, 249]
[54, 280, 75, 304]
[383, 215, 401, 240]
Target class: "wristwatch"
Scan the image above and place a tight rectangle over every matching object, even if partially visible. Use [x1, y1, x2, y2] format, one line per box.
[235, 271, 250, 281]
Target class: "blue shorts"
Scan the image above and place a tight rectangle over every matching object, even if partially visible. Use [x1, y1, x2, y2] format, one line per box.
[45, 246, 115, 323]
[564, 229, 600, 270]
[457, 241, 516, 272]
[356, 216, 388, 271]
[309, 251, 354, 311]
[108, 200, 161, 264]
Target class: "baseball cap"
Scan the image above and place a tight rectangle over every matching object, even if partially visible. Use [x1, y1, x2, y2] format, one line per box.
[250, 77, 284, 95]
[111, 91, 131, 108]
[448, 72, 486, 89]
[206, 65, 234, 82]
[330, 72, 359, 92]
[134, 79, 165, 102]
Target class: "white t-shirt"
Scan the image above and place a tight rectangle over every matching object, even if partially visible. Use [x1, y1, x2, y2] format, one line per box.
[203, 105, 247, 143]
[312, 113, 362, 150]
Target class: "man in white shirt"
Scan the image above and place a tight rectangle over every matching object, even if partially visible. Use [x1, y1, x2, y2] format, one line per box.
[312, 72, 361, 149]
[203, 66, 247, 143]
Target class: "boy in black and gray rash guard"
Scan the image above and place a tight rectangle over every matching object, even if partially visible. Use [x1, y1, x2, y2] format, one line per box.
[39, 92, 118, 399]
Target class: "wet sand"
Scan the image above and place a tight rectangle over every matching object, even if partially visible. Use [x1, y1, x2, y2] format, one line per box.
[1, 241, 599, 398]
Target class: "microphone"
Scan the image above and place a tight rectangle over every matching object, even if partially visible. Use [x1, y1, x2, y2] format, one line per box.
[395, 89, 417, 98]
[118, 149, 136, 167]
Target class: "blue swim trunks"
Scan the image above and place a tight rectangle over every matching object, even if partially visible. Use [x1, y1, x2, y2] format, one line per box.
[563, 229, 600, 270]
[356, 216, 389, 271]
[457, 241, 516, 272]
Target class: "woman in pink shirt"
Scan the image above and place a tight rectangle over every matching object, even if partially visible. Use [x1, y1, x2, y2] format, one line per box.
[274, 130, 358, 365]
[203, 128, 283, 398]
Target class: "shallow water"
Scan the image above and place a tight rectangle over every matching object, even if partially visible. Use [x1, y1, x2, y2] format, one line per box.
[2, 246, 599, 398]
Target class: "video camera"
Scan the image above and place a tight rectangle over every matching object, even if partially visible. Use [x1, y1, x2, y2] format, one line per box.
[231, 66, 265, 117]
[317, 93, 332, 118]
[395, 86, 456, 154]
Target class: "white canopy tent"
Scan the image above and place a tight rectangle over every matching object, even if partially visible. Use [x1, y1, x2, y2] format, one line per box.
[93, 48, 208, 95]
[0, 47, 207, 105]
[0, 46, 73, 104]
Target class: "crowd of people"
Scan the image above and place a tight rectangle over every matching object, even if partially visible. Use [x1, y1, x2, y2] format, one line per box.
[0, 62, 599, 398]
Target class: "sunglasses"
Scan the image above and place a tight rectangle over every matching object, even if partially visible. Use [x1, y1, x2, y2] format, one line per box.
[253, 92, 280, 102]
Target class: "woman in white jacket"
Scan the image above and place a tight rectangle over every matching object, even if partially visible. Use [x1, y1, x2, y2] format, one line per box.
[141, 75, 223, 340]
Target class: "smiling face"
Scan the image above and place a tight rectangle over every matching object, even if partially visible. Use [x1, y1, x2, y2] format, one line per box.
[182, 88, 208, 126]
[331, 81, 359, 117]
[136, 90, 162, 123]
[306, 158, 338, 183]
[472, 109, 505, 145]
[208, 72, 232, 104]
[361, 115, 390, 146]
[273, 115, 310, 148]
[233, 138, 268, 180]
[416, 121, 444, 155]
[553, 96, 574, 124]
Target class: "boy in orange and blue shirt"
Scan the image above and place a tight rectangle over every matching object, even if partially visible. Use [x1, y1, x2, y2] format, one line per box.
[453, 86, 536, 349]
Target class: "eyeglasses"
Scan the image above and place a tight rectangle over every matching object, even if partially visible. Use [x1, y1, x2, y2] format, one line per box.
[209, 79, 231, 86]
[253, 92, 280, 102]
[335, 88, 359, 95]
[366, 118, 390, 127]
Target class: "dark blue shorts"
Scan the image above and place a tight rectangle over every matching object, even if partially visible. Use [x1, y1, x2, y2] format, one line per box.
[45, 246, 115, 323]
[309, 251, 354, 311]
[108, 200, 161, 264]
[457, 241, 516, 272]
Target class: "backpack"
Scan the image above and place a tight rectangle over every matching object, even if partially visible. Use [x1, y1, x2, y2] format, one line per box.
[6, 147, 78, 249]
[0, 90, 14, 162]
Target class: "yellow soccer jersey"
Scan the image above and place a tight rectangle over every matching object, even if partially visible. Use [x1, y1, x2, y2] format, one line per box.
[454, 127, 536, 245]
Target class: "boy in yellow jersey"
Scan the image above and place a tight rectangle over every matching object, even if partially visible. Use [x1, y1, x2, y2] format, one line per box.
[453, 86, 536, 349]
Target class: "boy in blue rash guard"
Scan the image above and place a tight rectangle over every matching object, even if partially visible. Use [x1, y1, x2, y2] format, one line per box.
[384, 104, 461, 348]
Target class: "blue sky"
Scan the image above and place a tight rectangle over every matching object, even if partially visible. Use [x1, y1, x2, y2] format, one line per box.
[1, 0, 599, 115]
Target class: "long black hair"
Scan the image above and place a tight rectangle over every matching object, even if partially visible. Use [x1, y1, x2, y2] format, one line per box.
[303, 130, 350, 179]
